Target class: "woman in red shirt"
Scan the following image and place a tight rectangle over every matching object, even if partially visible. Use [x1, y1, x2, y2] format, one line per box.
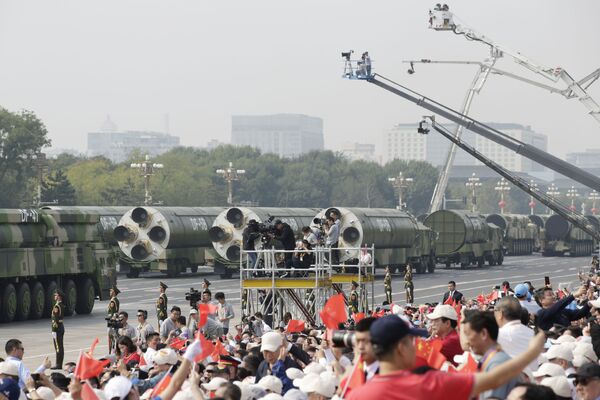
[117, 336, 141, 365]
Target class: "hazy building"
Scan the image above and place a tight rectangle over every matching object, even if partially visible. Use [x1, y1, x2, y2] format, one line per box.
[339, 142, 376, 162]
[566, 149, 600, 169]
[87, 116, 180, 163]
[231, 114, 324, 158]
[385, 122, 547, 173]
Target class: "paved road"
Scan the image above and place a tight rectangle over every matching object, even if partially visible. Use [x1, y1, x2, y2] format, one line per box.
[1, 255, 591, 370]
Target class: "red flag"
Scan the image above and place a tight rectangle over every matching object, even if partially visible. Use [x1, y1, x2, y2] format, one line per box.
[557, 290, 565, 299]
[170, 337, 187, 350]
[459, 352, 478, 373]
[210, 340, 228, 361]
[371, 309, 385, 318]
[415, 338, 446, 369]
[453, 302, 463, 325]
[346, 356, 365, 389]
[487, 290, 498, 302]
[88, 338, 99, 356]
[444, 295, 454, 305]
[194, 333, 215, 363]
[74, 351, 110, 380]
[476, 294, 486, 304]
[81, 381, 100, 400]
[319, 294, 348, 329]
[286, 320, 305, 333]
[352, 312, 365, 324]
[139, 352, 147, 367]
[198, 303, 218, 329]
[150, 367, 173, 398]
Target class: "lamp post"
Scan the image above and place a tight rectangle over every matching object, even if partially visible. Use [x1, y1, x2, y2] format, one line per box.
[546, 183, 560, 215]
[566, 186, 579, 213]
[465, 172, 482, 213]
[131, 154, 163, 206]
[494, 177, 511, 214]
[216, 161, 246, 206]
[589, 190, 600, 215]
[528, 179, 538, 215]
[388, 172, 413, 210]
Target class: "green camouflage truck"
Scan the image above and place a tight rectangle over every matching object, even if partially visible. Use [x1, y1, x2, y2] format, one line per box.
[0, 208, 117, 323]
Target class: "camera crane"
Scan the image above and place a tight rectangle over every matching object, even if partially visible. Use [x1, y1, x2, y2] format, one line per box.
[417, 4, 600, 213]
[341, 59, 600, 239]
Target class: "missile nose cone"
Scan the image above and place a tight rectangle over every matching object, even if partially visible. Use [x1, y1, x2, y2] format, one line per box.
[226, 245, 241, 261]
[148, 226, 167, 243]
[226, 208, 244, 227]
[131, 207, 150, 225]
[209, 226, 229, 242]
[114, 225, 134, 242]
[131, 242, 151, 260]
[342, 227, 360, 243]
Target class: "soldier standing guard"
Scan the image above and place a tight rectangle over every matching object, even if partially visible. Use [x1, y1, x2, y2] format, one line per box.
[404, 264, 414, 304]
[157, 281, 168, 327]
[384, 266, 393, 304]
[349, 280, 359, 314]
[106, 285, 120, 354]
[51, 289, 65, 369]
[591, 255, 599, 274]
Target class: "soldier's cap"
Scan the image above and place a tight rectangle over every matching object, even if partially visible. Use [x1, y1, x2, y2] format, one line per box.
[203, 279, 211, 287]
[351, 281, 358, 287]
[218, 355, 241, 367]
[159, 281, 168, 290]
[112, 285, 121, 295]
[370, 315, 427, 348]
[248, 219, 258, 225]
[55, 289, 66, 298]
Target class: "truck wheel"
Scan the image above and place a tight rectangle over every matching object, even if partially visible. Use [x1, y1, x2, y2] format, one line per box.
[445, 262, 451, 269]
[76, 278, 95, 315]
[477, 257, 484, 268]
[0, 283, 17, 322]
[63, 279, 77, 317]
[43, 281, 58, 318]
[498, 253, 504, 265]
[220, 269, 233, 279]
[30, 281, 45, 320]
[15, 282, 31, 321]
[427, 257, 435, 273]
[127, 268, 140, 278]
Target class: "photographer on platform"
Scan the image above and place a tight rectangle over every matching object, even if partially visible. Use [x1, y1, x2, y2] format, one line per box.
[325, 216, 340, 266]
[274, 219, 295, 267]
[243, 219, 261, 269]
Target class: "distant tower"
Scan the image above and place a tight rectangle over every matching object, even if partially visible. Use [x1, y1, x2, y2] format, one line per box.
[101, 115, 118, 132]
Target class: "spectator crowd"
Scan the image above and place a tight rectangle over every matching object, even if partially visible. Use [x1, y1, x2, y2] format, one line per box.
[5, 268, 600, 400]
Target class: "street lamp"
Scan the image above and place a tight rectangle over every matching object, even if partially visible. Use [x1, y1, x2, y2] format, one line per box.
[465, 172, 482, 213]
[131, 154, 163, 206]
[566, 186, 579, 213]
[546, 183, 560, 215]
[494, 177, 511, 214]
[528, 179, 538, 215]
[388, 171, 413, 210]
[216, 161, 246, 206]
[589, 190, 600, 215]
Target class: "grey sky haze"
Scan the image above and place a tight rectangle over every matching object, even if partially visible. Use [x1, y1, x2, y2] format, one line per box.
[1, 1, 599, 159]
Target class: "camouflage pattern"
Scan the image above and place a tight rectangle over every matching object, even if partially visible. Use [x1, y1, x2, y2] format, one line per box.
[485, 214, 539, 255]
[0, 208, 117, 323]
[384, 270, 392, 304]
[404, 266, 414, 304]
[156, 292, 167, 322]
[51, 300, 64, 331]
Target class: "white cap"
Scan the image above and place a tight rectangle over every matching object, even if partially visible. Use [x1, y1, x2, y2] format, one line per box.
[153, 348, 178, 365]
[391, 304, 405, 315]
[262, 394, 284, 400]
[202, 377, 228, 391]
[589, 299, 600, 308]
[0, 361, 19, 377]
[540, 376, 572, 398]
[303, 362, 326, 375]
[546, 344, 574, 362]
[36, 387, 55, 400]
[426, 304, 458, 320]
[257, 375, 283, 394]
[261, 332, 283, 352]
[532, 362, 566, 378]
[574, 342, 598, 363]
[285, 368, 305, 380]
[293, 373, 336, 398]
[104, 376, 133, 400]
[550, 334, 576, 344]
[283, 388, 308, 400]
[189, 309, 198, 315]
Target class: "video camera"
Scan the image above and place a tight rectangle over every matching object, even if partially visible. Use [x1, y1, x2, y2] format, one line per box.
[331, 330, 355, 348]
[185, 288, 202, 309]
[257, 216, 277, 244]
[105, 316, 123, 329]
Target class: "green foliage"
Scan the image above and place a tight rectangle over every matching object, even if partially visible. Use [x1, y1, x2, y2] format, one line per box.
[41, 169, 76, 205]
[0, 108, 51, 206]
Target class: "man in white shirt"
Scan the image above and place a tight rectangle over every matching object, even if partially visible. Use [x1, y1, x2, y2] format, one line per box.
[514, 283, 540, 315]
[494, 296, 536, 373]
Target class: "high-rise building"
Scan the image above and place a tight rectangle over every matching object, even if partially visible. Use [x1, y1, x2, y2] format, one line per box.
[231, 114, 324, 158]
[385, 122, 547, 173]
[87, 116, 180, 163]
[566, 149, 600, 169]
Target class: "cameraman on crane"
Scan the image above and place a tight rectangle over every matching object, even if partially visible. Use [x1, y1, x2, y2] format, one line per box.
[243, 219, 261, 269]
[274, 219, 295, 267]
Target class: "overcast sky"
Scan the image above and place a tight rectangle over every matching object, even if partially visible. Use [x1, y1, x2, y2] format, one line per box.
[1, 1, 599, 159]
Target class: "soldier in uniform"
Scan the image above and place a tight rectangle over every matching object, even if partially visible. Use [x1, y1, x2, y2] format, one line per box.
[384, 266, 393, 304]
[591, 255, 599, 274]
[202, 278, 211, 292]
[51, 289, 65, 369]
[349, 280, 359, 314]
[106, 285, 120, 354]
[157, 281, 168, 327]
[404, 264, 414, 304]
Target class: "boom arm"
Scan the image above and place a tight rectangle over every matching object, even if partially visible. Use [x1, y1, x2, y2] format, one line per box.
[421, 117, 600, 241]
